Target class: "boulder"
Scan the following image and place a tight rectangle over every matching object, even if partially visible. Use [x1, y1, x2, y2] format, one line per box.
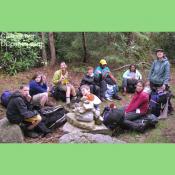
[66, 113, 95, 130]
[59, 132, 126, 144]
[0, 118, 24, 143]
[62, 122, 112, 135]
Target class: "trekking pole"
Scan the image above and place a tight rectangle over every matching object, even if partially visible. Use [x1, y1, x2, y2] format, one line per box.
[158, 97, 169, 120]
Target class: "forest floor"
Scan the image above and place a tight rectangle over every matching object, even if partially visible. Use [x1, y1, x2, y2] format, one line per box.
[0, 64, 175, 143]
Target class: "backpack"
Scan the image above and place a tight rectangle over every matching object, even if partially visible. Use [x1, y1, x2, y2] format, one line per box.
[0, 90, 12, 107]
[51, 86, 73, 102]
[39, 105, 67, 129]
[102, 107, 124, 130]
[149, 91, 167, 117]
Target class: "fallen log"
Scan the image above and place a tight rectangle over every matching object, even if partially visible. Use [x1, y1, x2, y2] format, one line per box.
[112, 62, 151, 72]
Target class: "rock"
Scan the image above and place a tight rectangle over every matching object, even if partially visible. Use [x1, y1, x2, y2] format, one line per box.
[59, 132, 126, 143]
[62, 122, 112, 135]
[66, 113, 95, 130]
[0, 118, 24, 143]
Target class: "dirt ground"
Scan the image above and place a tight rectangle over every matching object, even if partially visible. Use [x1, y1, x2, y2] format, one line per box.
[0, 64, 175, 143]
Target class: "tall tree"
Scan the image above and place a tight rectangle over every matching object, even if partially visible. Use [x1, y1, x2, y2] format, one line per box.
[82, 32, 87, 63]
[41, 32, 47, 65]
[49, 32, 57, 66]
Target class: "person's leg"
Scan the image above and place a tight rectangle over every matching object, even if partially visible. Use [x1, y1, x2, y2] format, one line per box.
[127, 79, 137, 93]
[66, 85, 71, 104]
[125, 112, 144, 121]
[113, 84, 121, 100]
[40, 93, 48, 107]
[69, 84, 77, 101]
[94, 85, 101, 98]
[122, 78, 127, 95]
[121, 119, 145, 132]
[32, 93, 48, 107]
[100, 80, 107, 100]
[89, 85, 94, 94]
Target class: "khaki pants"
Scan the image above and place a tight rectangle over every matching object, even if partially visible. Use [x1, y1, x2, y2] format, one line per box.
[32, 92, 48, 106]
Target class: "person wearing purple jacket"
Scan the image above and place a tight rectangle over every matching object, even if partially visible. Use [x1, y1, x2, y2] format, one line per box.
[29, 73, 49, 107]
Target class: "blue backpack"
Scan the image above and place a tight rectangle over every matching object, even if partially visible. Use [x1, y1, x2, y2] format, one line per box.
[0, 90, 12, 107]
[149, 91, 167, 117]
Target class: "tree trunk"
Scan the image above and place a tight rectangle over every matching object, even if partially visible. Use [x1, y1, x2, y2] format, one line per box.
[82, 32, 87, 63]
[49, 32, 56, 66]
[41, 32, 47, 65]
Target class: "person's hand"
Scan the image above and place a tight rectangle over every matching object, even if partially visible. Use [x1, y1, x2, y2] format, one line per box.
[47, 87, 50, 92]
[162, 84, 166, 90]
[26, 94, 32, 102]
[42, 75, 47, 84]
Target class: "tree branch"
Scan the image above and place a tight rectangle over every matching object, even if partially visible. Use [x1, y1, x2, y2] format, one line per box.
[112, 62, 151, 72]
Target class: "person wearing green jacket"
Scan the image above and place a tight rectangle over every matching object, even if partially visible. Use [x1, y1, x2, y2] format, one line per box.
[52, 62, 77, 106]
[148, 49, 170, 90]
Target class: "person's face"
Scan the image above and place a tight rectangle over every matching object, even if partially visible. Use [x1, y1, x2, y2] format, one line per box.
[21, 86, 30, 97]
[60, 63, 67, 71]
[101, 64, 107, 69]
[35, 75, 42, 83]
[136, 82, 144, 92]
[87, 68, 94, 75]
[156, 51, 164, 59]
[81, 87, 90, 96]
[130, 66, 136, 72]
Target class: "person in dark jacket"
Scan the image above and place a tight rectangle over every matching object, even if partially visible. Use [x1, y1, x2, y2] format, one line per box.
[6, 85, 42, 137]
[29, 73, 49, 107]
[80, 66, 100, 98]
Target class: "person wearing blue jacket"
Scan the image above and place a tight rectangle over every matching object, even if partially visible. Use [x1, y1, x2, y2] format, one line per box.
[148, 49, 170, 90]
[29, 73, 49, 107]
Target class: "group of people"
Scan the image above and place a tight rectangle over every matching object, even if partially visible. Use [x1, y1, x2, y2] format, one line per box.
[4, 48, 173, 137]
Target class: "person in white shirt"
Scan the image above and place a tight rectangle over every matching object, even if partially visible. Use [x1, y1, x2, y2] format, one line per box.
[122, 64, 142, 95]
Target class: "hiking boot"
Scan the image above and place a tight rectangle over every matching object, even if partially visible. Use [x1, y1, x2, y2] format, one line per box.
[136, 123, 146, 133]
[24, 130, 40, 138]
[113, 95, 122, 100]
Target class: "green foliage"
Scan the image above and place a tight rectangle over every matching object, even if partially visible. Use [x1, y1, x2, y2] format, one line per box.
[54, 32, 152, 65]
[0, 32, 42, 75]
[150, 32, 175, 60]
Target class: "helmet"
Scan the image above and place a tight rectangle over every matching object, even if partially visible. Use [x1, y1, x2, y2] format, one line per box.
[99, 59, 107, 65]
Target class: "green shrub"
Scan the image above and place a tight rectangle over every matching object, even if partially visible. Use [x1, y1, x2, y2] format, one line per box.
[0, 32, 42, 75]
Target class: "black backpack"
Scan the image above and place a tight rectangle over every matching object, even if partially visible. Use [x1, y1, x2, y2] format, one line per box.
[102, 107, 124, 130]
[39, 105, 67, 129]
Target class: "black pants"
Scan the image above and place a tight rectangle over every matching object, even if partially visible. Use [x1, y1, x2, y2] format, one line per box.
[98, 80, 107, 98]
[122, 78, 137, 93]
[89, 85, 100, 98]
[119, 107, 146, 131]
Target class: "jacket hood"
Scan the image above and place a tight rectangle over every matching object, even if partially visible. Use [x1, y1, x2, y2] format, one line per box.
[157, 56, 168, 62]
